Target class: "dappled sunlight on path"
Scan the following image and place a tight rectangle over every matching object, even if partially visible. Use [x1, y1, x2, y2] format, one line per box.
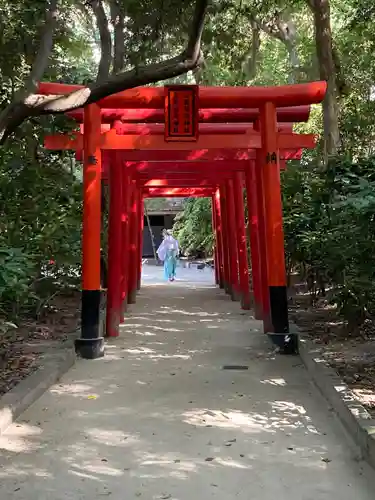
[0, 265, 374, 499]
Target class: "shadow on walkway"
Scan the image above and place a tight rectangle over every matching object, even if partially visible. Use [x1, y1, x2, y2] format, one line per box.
[0, 265, 374, 499]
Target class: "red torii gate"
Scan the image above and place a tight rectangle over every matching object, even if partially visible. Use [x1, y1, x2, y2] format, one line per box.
[40, 81, 326, 359]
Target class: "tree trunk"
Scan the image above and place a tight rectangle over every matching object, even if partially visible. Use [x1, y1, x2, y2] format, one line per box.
[90, 0, 112, 82]
[251, 13, 300, 83]
[307, 0, 341, 160]
[241, 20, 260, 79]
[109, 0, 125, 74]
[275, 17, 299, 83]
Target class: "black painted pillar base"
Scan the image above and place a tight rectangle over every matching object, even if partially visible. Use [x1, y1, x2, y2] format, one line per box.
[77, 289, 105, 359]
[241, 296, 251, 311]
[75, 337, 105, 359]
[268, 285, 298, 355]
[122, 295, 128, 313]
[267, 333, 299, 354]
[231, 287, 241, 302]
[128, 288, 136, 305]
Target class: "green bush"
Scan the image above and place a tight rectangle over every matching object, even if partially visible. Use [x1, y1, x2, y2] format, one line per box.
[173, 198, 214, 257]
[282, 155, 375, 329]
[0, 246, 38, 316]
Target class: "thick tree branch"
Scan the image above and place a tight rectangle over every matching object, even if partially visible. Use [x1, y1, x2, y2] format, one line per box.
[0, 0, 209, 144]
[186, 0, 208, 62]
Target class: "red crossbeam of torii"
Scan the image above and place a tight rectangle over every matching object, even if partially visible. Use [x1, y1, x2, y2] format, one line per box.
[64, 147, 303, 163]
[80, 122, 294, 134]
[44, 128, 316, 151]
[38, 81, 326, 107]
[143, 187, 215, 197]
[68, 106, 311, 123]
[38, 80, 327, 359]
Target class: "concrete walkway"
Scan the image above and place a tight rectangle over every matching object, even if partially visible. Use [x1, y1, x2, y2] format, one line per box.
[0, 265, 374, 499]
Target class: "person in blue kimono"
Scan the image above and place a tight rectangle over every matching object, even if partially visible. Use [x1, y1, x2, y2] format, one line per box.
[157, 229, 179, 281]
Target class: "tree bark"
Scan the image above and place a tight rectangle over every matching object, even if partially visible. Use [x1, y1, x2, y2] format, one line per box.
[274, 16, 299, 83]
[26, 0, 59, 94]
[307, 0, 341, 159]
[242, 20, 260, 79]
[252, 13, 300, 83]
[109, 0, 125, 75]
[0, 0, 209, 144]
[332, 43, 349, 97]
[90, 0, 112, 83]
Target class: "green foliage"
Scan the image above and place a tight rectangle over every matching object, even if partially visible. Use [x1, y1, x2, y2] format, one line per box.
[173, 198, 214, 257]
[282, 155, 375, 327]
[0, 247, 38, 316]
[194, 0, 375, 329]
[0, 0, 92, 322]
[0, 146, 83, 317]
[0, 0, 200, 324]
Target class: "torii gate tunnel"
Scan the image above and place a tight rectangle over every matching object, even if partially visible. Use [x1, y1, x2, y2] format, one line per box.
[41, 81, 326, 359]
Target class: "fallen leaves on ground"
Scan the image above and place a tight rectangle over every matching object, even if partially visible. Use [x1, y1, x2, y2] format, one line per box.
[0, 292, 80, 397]
[289, 292, 375, 417]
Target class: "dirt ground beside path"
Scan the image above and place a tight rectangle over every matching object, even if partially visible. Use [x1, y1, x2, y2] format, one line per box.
[289, 293, 375, 417]
[0, 291, 80, 397]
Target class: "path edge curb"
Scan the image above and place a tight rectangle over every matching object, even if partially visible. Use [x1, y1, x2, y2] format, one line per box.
[299, 337, 375, 469]
[0, 348, 76, 435]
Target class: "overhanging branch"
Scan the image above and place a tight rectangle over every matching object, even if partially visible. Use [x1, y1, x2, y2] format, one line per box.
[0, 0, 209, 144]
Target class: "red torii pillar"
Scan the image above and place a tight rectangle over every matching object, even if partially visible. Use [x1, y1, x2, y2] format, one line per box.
[211, 190, 223, 288]
[260, 103, 296, 353]
[120, 169, 131, 319]
[243, 120, 273, 333]
[225, 179, 240, 301]
[232, 172, 251, 310]
[244, 161, 262, 320]
[137, 193, 144, 291]
[211, 195, 220, 285]
[219, 185, 231, 295]
[127, 181, 139, 304]
[214, 189, 225, 288]
[76, 104, 104, 359]
[106, 152, 123, 337]
[255, 149, 272, 333]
